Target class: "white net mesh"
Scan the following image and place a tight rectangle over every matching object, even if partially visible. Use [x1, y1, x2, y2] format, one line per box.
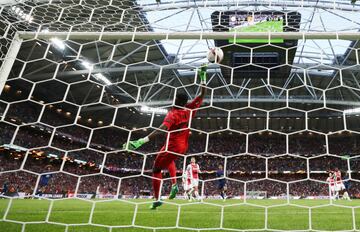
[1, 0, 360, 231]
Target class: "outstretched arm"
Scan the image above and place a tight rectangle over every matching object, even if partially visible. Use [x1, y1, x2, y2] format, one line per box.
[147, 124, 168, 141]
[122, 124, 168, 151]
[185, 64, 208, 112]
[198, 64, 208, 99]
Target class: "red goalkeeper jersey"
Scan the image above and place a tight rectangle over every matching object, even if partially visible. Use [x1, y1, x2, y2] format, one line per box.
[162, 96, 203, 149]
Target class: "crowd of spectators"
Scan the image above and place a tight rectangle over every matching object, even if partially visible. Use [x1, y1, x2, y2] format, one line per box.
[1, 101, 360, 198]
[1, 117, 359, 153]
[2, 115, 360, 156]
[1, 146, 360, 198]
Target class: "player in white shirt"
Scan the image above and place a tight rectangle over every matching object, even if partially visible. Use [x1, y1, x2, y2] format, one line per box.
[182, 170, 194, 201]
[186, 157, 201, 200]
[326, 172, 335, 199]
[334, 168, 345, 200]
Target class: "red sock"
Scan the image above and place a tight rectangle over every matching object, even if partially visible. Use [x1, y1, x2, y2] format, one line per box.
[152, 171, 162, 200]
[168, 161, 177, 185]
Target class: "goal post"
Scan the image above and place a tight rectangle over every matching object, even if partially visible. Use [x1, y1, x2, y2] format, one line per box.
[0, 33, 22, 96]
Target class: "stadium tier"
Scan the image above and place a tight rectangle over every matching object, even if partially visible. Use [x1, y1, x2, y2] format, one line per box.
[1, 0, 360, 231]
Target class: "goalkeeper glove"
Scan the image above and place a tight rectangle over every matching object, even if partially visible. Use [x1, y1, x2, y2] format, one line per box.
[122, 137, 149, 151]
[198, 63, 208, 86]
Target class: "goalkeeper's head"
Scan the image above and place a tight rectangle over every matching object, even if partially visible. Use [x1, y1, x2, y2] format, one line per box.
[175, 92, 188, 107]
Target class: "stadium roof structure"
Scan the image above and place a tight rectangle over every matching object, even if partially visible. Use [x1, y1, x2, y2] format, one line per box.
[1, 0, 360, 132]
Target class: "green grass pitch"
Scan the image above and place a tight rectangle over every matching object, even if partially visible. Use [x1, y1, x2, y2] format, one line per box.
[229, 20, 284, 44]
[0, 199, 359, 231]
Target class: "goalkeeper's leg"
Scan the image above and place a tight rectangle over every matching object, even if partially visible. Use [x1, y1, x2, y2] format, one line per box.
[151, 152, 179, 209]
[167, 160, 177, 185]
[151, 152, 167, 209]
[152, 167, 163, 201]
[151, 167, 164, 210]
[167, 158, 179, 199]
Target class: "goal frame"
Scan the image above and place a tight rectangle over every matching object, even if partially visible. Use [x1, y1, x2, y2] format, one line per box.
[16, 31, 360, 41]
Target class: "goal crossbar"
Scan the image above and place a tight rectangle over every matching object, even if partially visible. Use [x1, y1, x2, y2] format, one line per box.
[17, 31, 360, 41]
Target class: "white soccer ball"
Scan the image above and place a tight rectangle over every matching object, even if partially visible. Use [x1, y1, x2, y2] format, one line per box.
[207, 47, 224, 64]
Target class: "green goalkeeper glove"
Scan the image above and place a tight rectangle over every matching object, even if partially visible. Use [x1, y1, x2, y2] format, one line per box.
[122, 137, 149, 151]
[198, 63, 208, 86]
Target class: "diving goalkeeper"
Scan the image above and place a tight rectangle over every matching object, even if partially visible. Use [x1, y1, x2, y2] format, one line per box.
[123, 65, 208, 209]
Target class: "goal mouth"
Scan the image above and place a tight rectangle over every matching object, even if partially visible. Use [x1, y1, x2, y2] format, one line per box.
[0, 1, 360, 231]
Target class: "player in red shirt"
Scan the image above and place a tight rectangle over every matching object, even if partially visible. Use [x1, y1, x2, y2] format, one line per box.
[123, 65, 208, 209]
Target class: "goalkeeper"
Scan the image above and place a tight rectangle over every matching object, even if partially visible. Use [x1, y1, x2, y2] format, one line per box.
[123, 64, 208, 209]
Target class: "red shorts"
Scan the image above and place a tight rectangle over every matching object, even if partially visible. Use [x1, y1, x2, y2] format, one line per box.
[153, 144, 187, 169]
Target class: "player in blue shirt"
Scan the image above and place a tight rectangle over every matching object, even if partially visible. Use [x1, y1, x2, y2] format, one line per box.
[1, 182, 8, 195]
[39, 173, 52, 186]
[342, 173, 351, 201]
[39, 165, 53, 187]
[216, 165, 227, 200]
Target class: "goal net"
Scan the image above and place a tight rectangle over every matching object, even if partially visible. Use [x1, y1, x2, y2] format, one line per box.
[0, 0, 360, 231]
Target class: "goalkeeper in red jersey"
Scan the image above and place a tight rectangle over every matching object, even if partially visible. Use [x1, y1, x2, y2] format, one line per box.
[123, 64, 208, 209]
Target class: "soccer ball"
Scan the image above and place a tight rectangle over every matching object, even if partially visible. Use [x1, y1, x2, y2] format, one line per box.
[207, 47, 224, 64]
